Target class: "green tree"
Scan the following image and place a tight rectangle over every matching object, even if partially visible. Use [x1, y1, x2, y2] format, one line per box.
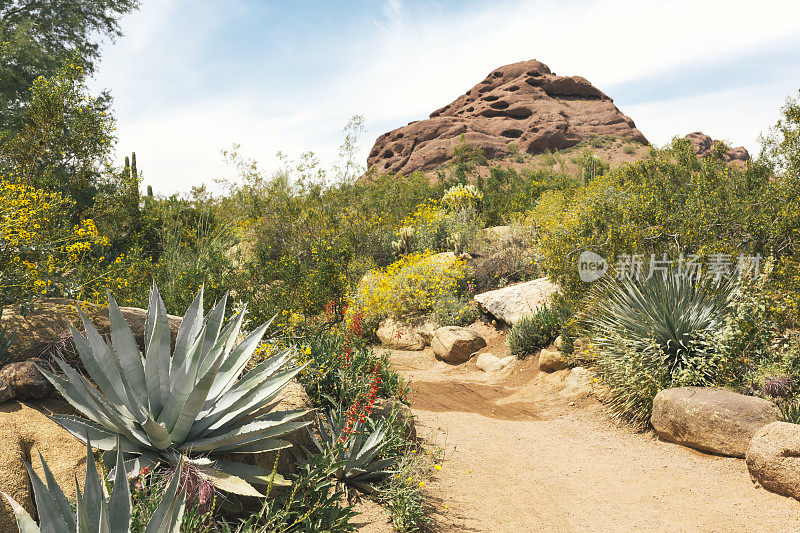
[0, 0, 139, 129]
[761, 89, 800, 182]
[0, 55, 116, 215]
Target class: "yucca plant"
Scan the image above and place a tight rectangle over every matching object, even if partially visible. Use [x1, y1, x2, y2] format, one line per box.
[1, 436, 187, 532]
[312, 407, 398, 493]
[37, 283, 311, 497]
[584, 272, 734, 427]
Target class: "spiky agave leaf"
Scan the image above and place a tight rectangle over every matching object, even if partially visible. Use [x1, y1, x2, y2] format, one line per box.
[38, 283, 311, 496]
[1, 435, 187, 533]
[313, 408, 398, 493]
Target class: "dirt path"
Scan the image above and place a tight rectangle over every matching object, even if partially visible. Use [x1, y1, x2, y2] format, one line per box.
[383, 323, 800, 533]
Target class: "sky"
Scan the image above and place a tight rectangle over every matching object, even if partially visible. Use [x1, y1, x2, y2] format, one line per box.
[89, 0, 800, 195]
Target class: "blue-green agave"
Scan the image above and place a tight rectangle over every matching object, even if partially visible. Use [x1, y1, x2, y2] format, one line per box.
[37, 284, 311, 496]
[313, 407, 398, 493]
[1, 436, 186, 533]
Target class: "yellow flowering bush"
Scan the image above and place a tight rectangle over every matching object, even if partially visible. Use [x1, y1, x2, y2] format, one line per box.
[348, 250, 471, 335]
[0, 173, 109, 304]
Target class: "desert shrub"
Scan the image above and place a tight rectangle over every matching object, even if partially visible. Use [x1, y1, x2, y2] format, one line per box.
[293, 328, 408, 409]
[226, 452, 358, 533]
[508, 303, 566, 358]
[153, 200, 235, 313]
[379, 448, 439, 533]
[477, 166, 576, 226]
[431, 293, 479, 327]
[402, 200, 483, 255]
[585, 273, 735, 428]
[220, 149, 442, 332]
[0, 173, 111, 305]
[623, 144, 637, 155]
[532, 139, 786, 300]
[779, 400, 800, 424]
[349, 250, 471, 336]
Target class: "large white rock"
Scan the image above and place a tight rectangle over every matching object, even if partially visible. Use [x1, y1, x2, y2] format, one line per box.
[560, 366, 594, 399]
[473, 277, 559, 326]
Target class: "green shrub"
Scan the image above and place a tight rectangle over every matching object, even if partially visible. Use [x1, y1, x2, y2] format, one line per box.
[779, 400, 800, 424]
[294, 329, 408, 410]
[508, 303, 565, 358]
[226, 452, 358, 533]
[532, 139, 786, 301]
[585, 273, 735, 428]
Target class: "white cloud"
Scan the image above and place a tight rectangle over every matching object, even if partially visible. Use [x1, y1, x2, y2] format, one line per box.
[91, 0, 800, 194]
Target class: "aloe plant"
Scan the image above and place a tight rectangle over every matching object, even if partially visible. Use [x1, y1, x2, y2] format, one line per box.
[313, 407, 398, 493]
[37, 284, 311, 496]
[1, 436, 187, 533]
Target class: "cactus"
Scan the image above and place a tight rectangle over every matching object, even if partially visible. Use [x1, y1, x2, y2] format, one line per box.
[581, 154, 603, 184]
[392, 226, 414, 257]
[446, 232, 463, 256]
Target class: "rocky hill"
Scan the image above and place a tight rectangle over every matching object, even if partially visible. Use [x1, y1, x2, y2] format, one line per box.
[367, 59, 649, 176]
[684, 131, 750, 166]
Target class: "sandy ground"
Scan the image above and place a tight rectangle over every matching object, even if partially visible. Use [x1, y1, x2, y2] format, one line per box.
[362, 322, 800, 533]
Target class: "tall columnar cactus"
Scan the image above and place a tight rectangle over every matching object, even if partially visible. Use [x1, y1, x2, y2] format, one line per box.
[36, 284, 311, 497]
[1, 436, 187, 533]
[392, 226, 414, 257]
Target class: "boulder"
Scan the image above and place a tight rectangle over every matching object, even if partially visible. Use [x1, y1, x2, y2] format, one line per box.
[538, 349, 568, 372]
[412, 319, 439, 346]
[370, 398, 416, 441]
[431, 326, 486, 364]
[553, 335, 563, 350]
[376, 318, 427, 351]
[476, 353, 514, 372]
[560, 367, 594, 399]
[0, 299, 182, 363]
[0, 378, 14, 403]
[367, 59, 648, 176]
[474, 277, 559, 326]
[0, 400, 89, 532]
[746, 421, 800, 500]
[651, 387, 779, 457]
[0, 359, 54, 401]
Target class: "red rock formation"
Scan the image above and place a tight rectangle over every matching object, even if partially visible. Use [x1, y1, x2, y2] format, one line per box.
[367, 60, 648, 176]
[683, 132, 750, 165]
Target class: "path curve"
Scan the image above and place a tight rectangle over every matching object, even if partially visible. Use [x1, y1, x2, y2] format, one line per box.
[385, 323, 800, 533]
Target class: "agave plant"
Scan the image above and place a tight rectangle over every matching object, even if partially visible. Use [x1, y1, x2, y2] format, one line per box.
[1, 436, 186, 532]
[584, 272, 734, 427]
[312, 407, 398, 493]
[36, 284, 311, 496]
